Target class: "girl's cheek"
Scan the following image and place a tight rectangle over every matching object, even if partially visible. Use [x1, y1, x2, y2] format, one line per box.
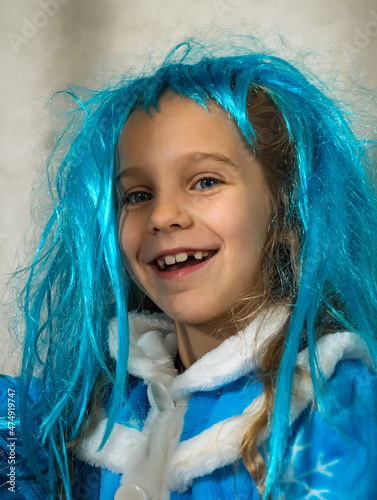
[118, 222, 139, 275]
[118, 239, 144, 290]
[117, 211, 129, 255]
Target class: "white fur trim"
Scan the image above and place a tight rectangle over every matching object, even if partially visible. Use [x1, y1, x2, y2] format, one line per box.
[170, 306, 290, 399]
[76, 419, 144, 473]
[296, 330, 373, 376]
[168, 393, 266, 492]
[79, 311, 373, 496]
[78, 403, 188, 500]
[108, 306, 290, 398]
[289, 330, 373, 421]
[169, 331, 372, 491]
[109, 312, 178, 387]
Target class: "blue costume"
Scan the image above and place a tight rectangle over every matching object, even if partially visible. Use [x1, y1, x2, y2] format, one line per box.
[2, 307, 376, 499]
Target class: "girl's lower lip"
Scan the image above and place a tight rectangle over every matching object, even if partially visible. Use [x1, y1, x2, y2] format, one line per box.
[150, 253, 216, 280]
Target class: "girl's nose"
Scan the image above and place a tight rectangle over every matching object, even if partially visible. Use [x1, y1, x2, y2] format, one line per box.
[148, 195, 192, 233]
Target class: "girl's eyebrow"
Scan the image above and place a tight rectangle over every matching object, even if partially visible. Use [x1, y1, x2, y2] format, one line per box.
[116, 151, 239, 183]
[116, 166, 144, 183]
[177, 151, 240, 169]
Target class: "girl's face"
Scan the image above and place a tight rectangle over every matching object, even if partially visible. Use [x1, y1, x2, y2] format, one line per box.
[117, 94, 271, 329]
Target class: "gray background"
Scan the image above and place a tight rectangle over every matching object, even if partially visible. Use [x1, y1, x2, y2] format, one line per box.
[1, 0, 376, 374]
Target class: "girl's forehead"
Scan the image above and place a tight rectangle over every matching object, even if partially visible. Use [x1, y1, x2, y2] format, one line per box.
[119, 93, 243, 154]
[116, 92, 262, 191]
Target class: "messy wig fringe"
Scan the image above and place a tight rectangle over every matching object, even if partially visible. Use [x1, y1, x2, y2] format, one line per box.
[4, 37, 377, 499]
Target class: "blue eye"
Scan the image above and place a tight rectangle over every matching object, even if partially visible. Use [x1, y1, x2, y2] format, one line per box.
[124, 191, 152, 206]
[194, 178, 222, 190]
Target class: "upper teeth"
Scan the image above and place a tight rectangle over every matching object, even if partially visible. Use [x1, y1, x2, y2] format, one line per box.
[157, 251, 210, 269]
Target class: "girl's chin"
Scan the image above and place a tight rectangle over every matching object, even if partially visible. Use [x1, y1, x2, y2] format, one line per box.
[160, 305, 229, 331]
[162, 309, 210, 326]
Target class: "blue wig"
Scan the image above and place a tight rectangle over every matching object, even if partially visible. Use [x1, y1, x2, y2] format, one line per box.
[8, 39, 377, 498]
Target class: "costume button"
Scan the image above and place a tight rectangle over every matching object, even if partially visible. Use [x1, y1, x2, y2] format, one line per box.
[147, 381, 174, 411]
[114, 483, 148, 500]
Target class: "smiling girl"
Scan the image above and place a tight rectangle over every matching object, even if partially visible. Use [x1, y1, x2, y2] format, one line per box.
[1, 40, 377, 500]
[117, 94, 272, 367]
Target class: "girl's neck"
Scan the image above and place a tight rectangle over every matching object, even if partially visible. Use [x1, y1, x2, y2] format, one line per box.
[175, 320, 238, 369]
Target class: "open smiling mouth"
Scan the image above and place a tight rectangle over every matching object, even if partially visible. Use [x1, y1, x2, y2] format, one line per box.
[153, 250, 217, 273]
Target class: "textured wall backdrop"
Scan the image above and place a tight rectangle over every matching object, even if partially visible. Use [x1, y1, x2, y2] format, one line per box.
[1, 0, 376, 374]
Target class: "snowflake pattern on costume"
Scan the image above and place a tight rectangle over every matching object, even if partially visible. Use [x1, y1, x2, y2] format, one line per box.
[278, 430, 339, 500]
[270, 360, 377, 499]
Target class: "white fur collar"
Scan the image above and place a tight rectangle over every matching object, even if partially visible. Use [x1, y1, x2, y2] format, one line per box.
[109, 305, 290, 399]
[109, 312, 178, 387]
[77, 309, 372, 498]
